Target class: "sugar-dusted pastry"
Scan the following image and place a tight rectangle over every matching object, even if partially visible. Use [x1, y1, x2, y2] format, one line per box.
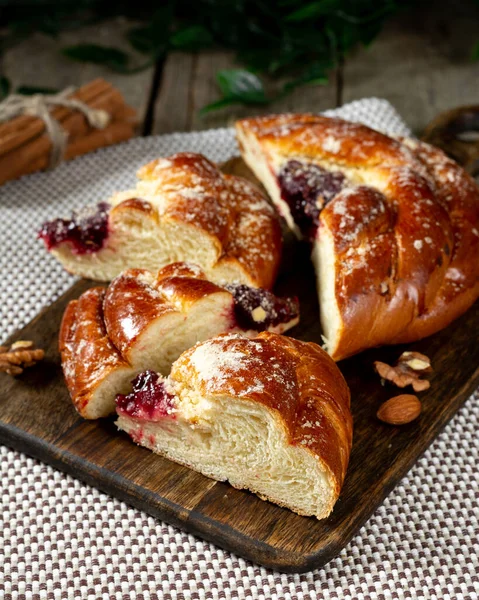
[236, 114, 479, 359]
[60, 262, 299, 419]
[40, 152, 282, 289]
[116, 332, 352, 519]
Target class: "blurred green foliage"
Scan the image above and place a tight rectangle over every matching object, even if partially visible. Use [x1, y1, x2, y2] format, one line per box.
[0, 0, 477, 108]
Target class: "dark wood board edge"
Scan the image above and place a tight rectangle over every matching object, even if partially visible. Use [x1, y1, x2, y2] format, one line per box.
[1, 262, 479, 572]
[2, 345, 478, 573]
[302, 366, 479, 571]
[0, 418, 320, 572]
[0, 420, 191, 527]
[0, 415, 327, 572]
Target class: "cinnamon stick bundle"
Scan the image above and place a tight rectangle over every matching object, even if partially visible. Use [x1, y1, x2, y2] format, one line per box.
[0, 79, 138, 186]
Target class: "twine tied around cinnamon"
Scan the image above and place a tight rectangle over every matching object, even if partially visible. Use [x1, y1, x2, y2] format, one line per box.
[0, 87, 111, 168]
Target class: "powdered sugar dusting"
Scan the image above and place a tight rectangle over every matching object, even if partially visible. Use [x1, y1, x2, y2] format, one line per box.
[114, 152, 279, 286]
[186, 335, 265, 395]
[322, 135, 342, 154]
[413, 240, 423, 251]
[152, 158, 172, 172]
[189, 343, 246, 383]
[177, 334, 299, 401]
[243, 114, 478, 317]
[222, 175, 278, 270]
[159, 262, 204, 279]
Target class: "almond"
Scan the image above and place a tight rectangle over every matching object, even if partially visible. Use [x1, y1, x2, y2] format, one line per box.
[377, 394, 422, 425]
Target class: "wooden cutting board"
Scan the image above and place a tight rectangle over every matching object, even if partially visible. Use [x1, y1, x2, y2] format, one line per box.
[1, 158, 478, 573]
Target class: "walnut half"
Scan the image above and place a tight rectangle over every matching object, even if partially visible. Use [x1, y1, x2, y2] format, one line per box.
[374, 351, 432, 393]
[0, 340, 45, 376]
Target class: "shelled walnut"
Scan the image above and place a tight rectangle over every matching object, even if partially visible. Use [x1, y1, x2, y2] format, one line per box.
[374, 351, 432, 392]
[0, 340, 44, 376]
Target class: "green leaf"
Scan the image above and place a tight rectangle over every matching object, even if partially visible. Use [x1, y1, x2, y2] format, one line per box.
[127, 6, 172, 57]
[1, 0, 403, 107]
[472, 41, 479, 61]
[328, 17, 361, 54]
[0, 76, 11, 100]
[171, 25, 213, 51]
[358, 19, 384, 47]
[127, 27, 157, 54]
[237, 44, 303, 75]
[286, 0, 338, 22]
[201, 69, 269, 113]
[16, 85, 59, 95]
[62, 44, 129, 72]
[200, 97, 240, 115]
[283, 60, 331, 93]
[216, 69, 268, 104]
[333, 3, 398, 26]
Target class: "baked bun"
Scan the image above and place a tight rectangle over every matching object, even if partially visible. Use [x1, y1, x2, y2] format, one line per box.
[40, 152, 282, 289]
[236, 114, 479, 360]
[116, 332, 352, 519]
[60, 262, 299, 419]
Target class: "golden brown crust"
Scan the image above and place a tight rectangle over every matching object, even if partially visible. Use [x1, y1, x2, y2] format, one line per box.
[154, 262, 206, 280]
[102, 269, 178, 362]
[130, 152, 282, 288]
[236, 114, 479, 358]
[60, 263, 301, 418]
[221, 175, 282, 290]
[390, 139, 479, 342]
[110, 197, 158, 221]
[102, 266, 232, 362]
[60, 266, 235, 416]
[140, 152, 231, 245]
[172, 332, 352, 494]
[237, 113, 412, 168]
[44, 152, 282, 288]
[59, 287, 130, 418]
[58, 299, 78, 397]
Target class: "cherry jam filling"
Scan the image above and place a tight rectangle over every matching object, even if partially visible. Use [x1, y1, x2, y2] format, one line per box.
[116, 370, 175, 421]
[277, 160, 345, 240]
[38, 202, 111, 255]
[225, 284, 299, 331]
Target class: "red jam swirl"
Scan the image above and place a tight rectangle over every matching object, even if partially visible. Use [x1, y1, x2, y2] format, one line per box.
[225, 284, 299, 331]
[38, 202, 110, 255]
[278, 160, 345, 240]
[116, 370, 176, 421]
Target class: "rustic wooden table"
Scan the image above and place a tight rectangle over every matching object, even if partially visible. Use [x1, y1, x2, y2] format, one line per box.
[2, 4, 478, 138]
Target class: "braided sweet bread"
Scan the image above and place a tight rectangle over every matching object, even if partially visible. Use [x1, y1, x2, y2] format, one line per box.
[60, 263, 299, 419]
[116, 332, 352, 519]
[40, 152, 282, 289]
[236, 114, 479, 360]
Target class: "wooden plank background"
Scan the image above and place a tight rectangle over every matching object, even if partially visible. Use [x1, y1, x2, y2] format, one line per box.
[2, 3, 478, 137]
